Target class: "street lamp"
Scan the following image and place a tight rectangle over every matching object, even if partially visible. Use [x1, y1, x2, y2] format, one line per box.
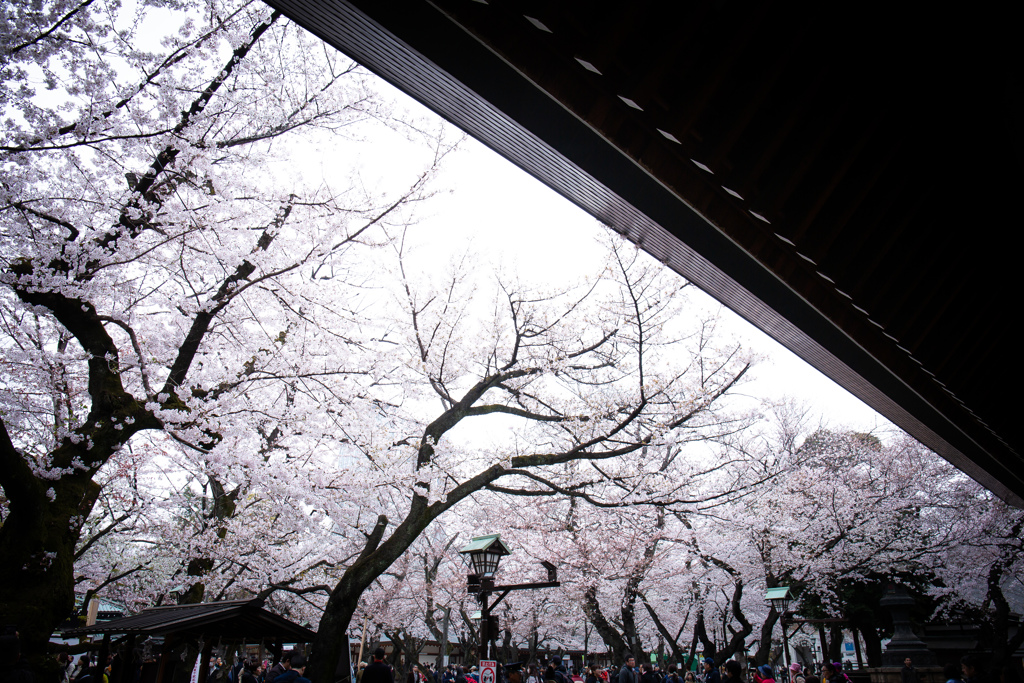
[765, 586, 793, 670]
[460, 534, 512, 578]
[458, 533, 559, 661]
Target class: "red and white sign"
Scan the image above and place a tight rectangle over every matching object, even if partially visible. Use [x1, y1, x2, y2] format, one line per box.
[480, 660, 497, 683]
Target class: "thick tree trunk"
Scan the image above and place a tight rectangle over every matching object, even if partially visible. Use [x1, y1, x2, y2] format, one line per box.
[694, 610, 717, 662]
[583, 585, 631, 663]
[425, 606, 451, 670]
[621, 597, 644, 664]
[857, 624, 883, 667]
[310, 578, 362, 683]
[715, 581, 752, 664]
[752, 608, 779, 665]
[0, 470, 100, 681]
[816, 625, 828, 664]
[526, 619, 540, 668]
[643, 599, 685, 663]
[307, 502, 442, 683]
[501, 628, 514, 664]
[827, 623, 842, 663]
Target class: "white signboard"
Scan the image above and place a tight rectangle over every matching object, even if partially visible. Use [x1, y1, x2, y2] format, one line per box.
[480, 660, 498, 683]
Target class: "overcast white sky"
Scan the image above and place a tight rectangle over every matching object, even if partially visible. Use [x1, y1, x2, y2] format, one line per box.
[310, 72, 894, 438]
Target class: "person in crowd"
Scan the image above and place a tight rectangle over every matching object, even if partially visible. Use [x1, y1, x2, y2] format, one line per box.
[551, 657, 572, 683]
[685, 671, 698, 683]
[240, 659, 262, 683]
[54, 651, 73, 682]
[267, 650, 294, 683]
[703, 659, 721, 683]
[723, 661, 743, 683]
[363, 649, 396, 683]
[526, 665, 541, 683]
[820, 663, 838, 683]
[789, 664, 805, 683]
[72, 654, 92, 682]
[961, 655, 986, 683]
[620, 657, 639, 683]
[902, 659, 918, 683]
[273, 654, 312, 683]
[640, 664, 659, 683]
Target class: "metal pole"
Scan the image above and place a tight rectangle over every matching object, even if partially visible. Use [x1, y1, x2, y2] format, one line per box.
[442, 608, 451, 666]
[480, 591, 491, 661]
[781, 615, 791, 671]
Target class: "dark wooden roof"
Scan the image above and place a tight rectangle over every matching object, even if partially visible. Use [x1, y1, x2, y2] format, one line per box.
[265, 0, 1024, 506]
[63, 599, 316, 641]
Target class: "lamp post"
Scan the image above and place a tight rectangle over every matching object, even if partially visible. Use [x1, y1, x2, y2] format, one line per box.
[460, 534, 560, 661]
[766, 586, 793, 671]
[765, 587, 856, 672]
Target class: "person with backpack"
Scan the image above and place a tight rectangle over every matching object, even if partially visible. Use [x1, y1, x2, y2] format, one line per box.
[552, 658, 573, 683]
[619, 657, 639, 683]
[789, 664, 805, 683]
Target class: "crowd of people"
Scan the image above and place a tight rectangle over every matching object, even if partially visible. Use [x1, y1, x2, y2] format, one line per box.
[11, 632, 1018, 683]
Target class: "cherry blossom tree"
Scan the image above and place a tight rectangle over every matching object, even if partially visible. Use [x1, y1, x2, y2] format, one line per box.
[479, 418, 775, 666]
[697, 403, 976, 667]
[292, 237, 755, 681]
[1, 0, 450, 675]
[926, 478, 1024, 673]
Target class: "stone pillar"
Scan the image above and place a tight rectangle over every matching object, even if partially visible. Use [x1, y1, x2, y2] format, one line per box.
[879, 584, 935, 667]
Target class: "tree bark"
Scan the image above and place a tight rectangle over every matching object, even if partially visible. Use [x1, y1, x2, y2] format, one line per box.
[583, 585, 631, 663]
[857, 623, 883, 667]
[694, 609, 719, 662]
[752, 608, 779, 665]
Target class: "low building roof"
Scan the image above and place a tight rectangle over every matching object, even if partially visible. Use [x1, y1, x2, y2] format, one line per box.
[63, 598, 315, 642]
